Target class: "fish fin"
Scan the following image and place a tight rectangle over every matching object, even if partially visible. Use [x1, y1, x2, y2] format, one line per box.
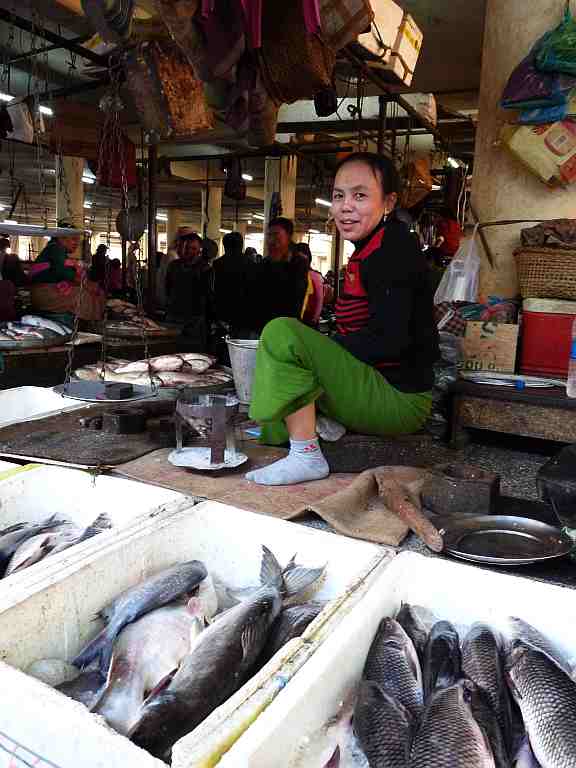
[260, 546, 284, 590]
[0, 522, 27, 536]
[284, 553, 297, 572]
[73, 627, 112, 676]
[241, 617, 270, 667]
[79, 513, 113, 543]
[281, 564, 326, 601]
[142, 669, 177, 707]
[323, 745, 340, 768]
[10, 540, 55, 575]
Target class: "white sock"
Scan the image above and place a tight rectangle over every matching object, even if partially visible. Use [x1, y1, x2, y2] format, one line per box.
[245, 438, 330, 486]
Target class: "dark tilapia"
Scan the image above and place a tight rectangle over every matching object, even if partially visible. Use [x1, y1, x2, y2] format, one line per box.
[410, 681, 496, 768]
[462, 623, 514, 759]
[507, 643, 576, 768]
[354, 680, 412, 768]
[0, 515, 67, 576]
[57, 670, 106, 709]
[363, 618, 423, 720]
[508, 616, 573, 677]
[73, 560, 207, 675]
[396, 603, 429, 663]
[129, 546, 325, 760]
[259, 601, 325, 668]
[423, 620, 462, 699]
[468, 685, 510, 768]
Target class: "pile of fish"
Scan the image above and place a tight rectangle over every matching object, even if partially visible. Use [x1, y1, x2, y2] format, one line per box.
[74, 352, 232, 388]
[106, 299, 171, 335]
[27, 547, 326, 761]
[0, 315, 72, 345]
[0, 514, 111, 578]
[310, 606, 576, 768]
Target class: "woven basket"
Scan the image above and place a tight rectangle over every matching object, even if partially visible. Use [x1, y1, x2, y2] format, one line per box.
[515, 246, 576, 300]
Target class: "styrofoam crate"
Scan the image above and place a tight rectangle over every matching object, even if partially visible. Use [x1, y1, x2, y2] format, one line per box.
[0, 500, 388, 768]
[220, 552, 576, 766]
[0, 386, 85, 429]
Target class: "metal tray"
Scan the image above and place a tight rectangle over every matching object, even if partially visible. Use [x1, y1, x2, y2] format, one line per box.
[0, 333, 73, 351]
[436, 515, 572, 566]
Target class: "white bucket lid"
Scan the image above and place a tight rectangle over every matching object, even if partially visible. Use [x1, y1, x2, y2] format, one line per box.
[523, 298, 576, 315]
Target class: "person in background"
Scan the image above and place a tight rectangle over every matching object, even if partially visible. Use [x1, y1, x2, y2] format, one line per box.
[293, 242, 324, 327]
[31, 227, 80, 286]
[245, 217, 308, 333]
[214, 231, 254, 336]
[89, 244, 108, 289]
[245, 152, 438, 486]
[0, 237, 26, 321]
[244, 246, 259, 264]
[108, 258, 123, 296]
[166, 231, 213, 349]
[434, 207, 462, 266]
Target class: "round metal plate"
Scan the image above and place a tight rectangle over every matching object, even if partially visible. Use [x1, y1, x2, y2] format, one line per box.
[436, 515, 572, 566]
[168, 447, 248, 472]
[0, 333, 73, 351]
[54, 381, 158, 403]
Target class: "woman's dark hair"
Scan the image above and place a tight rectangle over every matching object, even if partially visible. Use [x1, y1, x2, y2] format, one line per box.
[294, 242, 312, 267]
[0, 238, 10, 251]
[95, 244, 108, 257]
[178, 231, 203, 245]
[223, 231, 244, 254]
[335, 152, 400, 196]
[268, 217, 294, 238]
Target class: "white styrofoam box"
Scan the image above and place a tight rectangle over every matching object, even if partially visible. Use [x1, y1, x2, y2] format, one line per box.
[0, 501, 387, 768]
[355, 0, 404, 60]
[0, 461, 16, 472]
[220, 552, 576, 767]
[0, 463, 187, 584]
[0, 386, 85, 429]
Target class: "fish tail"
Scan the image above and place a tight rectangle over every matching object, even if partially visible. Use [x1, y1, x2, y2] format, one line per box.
[324, 746, 340, 768]
[76, 513, 113, 545]
[73, 628, 112, 675]
[260, 546, 284, 590]
[281, 564, 326, 600]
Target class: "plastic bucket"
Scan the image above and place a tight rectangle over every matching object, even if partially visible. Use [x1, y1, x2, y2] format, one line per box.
[226, 337, 259, 405]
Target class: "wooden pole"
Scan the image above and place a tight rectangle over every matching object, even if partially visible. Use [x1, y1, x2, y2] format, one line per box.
[147, 144, 157, 310]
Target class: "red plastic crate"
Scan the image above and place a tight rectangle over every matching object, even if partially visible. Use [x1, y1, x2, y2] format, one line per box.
[520, 310, 574, 378]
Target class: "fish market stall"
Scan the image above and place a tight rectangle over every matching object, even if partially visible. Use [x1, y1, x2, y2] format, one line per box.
[0, 500, 387, 768]
[220, 551, 576, 767]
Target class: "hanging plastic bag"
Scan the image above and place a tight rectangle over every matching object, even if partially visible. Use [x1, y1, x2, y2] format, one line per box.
[536, 4, 576, 76]
[434, 226, 481, 305]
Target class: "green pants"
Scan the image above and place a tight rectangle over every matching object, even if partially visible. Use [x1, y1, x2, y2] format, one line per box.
[249, 318, 432, 445]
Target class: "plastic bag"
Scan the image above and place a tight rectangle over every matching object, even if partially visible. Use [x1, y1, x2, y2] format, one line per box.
[536, 6, 576, 76]
[434, 226, 480, 305]
[501, 43, 576, 111]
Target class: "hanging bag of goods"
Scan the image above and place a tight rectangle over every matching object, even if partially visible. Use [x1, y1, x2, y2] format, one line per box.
[259, 2, 336, 104]
[318, 0, 375, 52]
[536, 4, 576, 76]
[123, 40, 213, 139]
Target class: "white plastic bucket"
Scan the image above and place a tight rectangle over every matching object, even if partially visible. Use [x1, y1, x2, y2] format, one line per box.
[226, 338, 259, 405]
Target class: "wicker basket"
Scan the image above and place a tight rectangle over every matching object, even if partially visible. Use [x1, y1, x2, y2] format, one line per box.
[515, 246, 576, 300]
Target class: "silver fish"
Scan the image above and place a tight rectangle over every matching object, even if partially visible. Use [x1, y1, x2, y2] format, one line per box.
[423, 620, 462, 699]
[363, 618, 423, 721]
[410, 680, 495, 768]
[94, 601, 206, 735]
[73, 560, 207, 675]
[507, 643, 576, 768]
[21, 315, 71, 336]
[129, 546, 325, 760]
[462, 623, 514, 760]
[354, 680, 412, 768]
[0, 515, 67, 576]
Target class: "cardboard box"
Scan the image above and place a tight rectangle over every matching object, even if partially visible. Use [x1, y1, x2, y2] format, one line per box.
[460, 321, 519, 374]
[502, 120, 576, 188]
[354, 0, 404, 61]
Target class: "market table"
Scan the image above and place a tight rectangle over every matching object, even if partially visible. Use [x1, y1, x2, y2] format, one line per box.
[449, 379, 576, 447]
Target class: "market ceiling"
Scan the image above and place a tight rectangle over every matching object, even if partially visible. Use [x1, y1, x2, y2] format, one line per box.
[0, 0, 485, 231]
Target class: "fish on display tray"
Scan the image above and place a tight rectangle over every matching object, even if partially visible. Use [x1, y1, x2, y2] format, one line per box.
[29, 546, 326, 761]
[296, 606, 576, 768]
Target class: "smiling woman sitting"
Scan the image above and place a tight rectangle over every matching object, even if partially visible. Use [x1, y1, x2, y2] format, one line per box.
[245, 152, 439, 487]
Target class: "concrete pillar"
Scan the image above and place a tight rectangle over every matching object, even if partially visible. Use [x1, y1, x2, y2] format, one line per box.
[56, 156, 84, 229]
[167, 209, 183, 250]
[471, 0, 574, 298]
[264, 155, 298, 232]
[201, 187, 223, 241]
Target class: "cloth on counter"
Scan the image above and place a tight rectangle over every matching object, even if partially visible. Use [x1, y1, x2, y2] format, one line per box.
[249, 317, 432, 445]
[297, 466, 432, 546]
[30, 281, 105, 322]
[434, 298, 519, 336]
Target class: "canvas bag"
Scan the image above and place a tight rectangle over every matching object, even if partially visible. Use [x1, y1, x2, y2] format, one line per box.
[434, 226, 481, 305]
[319, 0, 374, 51]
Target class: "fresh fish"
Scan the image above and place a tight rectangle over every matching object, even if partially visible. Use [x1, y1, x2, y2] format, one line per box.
[468, 685, 510, 768]
[291, 691, 356, 768]
[57, 670, 106, 709]
[514, 737, 542, 768]
[508, 616, 573, 677]
[21, 315, 72, 336]
[410, 681, 496, 768]
[73, 560, 207, 675]
[396, 603, 429, 663]
[129, 546, 325, 760]
[27, 658, 79, 687]
[5, 532, 55, 576]
[156, 370, 231, 387]
[94, 601, 205, 735]
[354, 680, 412, 768]
[47, 513, 112, 557]
[259, 602, 325, 667]
[0, 516, 67, 576]
[462, 623, 514, 758]
[423, 620, 461, 699]
[363, 618, 423, 720]
[506, 643, 576, 768]
[180, 353, 216, 373]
